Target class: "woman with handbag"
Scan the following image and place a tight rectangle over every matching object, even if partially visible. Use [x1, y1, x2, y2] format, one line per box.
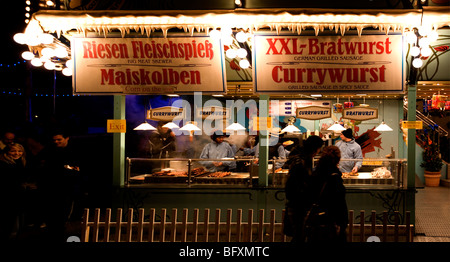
[284, 135, 324, 242]
[306, 146, 348, 242]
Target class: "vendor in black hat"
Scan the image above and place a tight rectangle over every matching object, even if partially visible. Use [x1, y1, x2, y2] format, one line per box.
[335, 128, 363, 173]
[199, 131, 236, 172]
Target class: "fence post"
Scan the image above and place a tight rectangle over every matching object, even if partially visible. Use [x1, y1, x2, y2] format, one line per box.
[126, 208, 133, 242]
[226, 209, 232, 242]
[104, 208, 111, 242]
[81, 208, 89, 242]
[137, 208, 144, 242]
[382, 211, 388, 242]
[406, 211, 412, 242]
[348, 210, 354, 242]
[281, 209, 286, 242]
[204, 209, 210, 242]
[360, 210, 365, 242]
[236, 209, 242, 242]
[394, 211, 399, 242]
[371, 210, 376, 237]
[246, 209, 253, 242]
[148, 208, 155, 242]
[214, 209, 221, 242]
[258, 209, 264, 242]
[115, 209, 122, 242]
[269, 209, 276, 242]
[181, 208, 188, 242]
[193, 208, 199, 242]
[93, 208, 100, 242]
[170, 208, 177, 242]
[160, 209, 166, 242]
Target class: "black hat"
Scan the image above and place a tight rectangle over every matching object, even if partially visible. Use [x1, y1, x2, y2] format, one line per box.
[210, 130, 229, 141]
[342, 128, 353, 139]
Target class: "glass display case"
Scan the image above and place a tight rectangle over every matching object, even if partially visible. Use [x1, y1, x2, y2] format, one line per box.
[268, 158, 407, 189]
[126, 157, 257, 187]
[339, 158, 407, 189]
[126, 157, 407, 189]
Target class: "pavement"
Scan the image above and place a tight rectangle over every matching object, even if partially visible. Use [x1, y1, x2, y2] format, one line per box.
[414, 185, 450, 242]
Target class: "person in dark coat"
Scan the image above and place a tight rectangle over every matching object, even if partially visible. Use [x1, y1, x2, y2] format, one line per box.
[0, 143, 28, 241]
[308, 145, 348, 242]
[37, 130, 84, 241]
[284, 135, 324, 242]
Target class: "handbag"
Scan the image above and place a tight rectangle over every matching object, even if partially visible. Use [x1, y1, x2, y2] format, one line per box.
[302, 177, 339, 242]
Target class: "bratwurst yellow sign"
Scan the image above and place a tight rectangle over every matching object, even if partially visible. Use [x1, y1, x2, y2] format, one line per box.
[253, 34, 403, 94]
[71, 36, 226, 94]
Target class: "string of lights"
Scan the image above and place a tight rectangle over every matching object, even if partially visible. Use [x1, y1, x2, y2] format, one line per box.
[0, 60, 27, 68]
[0, 89, 90, 97]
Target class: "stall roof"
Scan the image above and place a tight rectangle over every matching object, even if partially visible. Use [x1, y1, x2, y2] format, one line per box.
[27, 7, 449, 38]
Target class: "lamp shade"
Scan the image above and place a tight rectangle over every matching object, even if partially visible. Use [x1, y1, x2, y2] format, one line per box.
[327, 122, 346, 131]
[162, 122, 180, 129]
[179, 122, 201, 131]
[226, 122, 246, 131]
[374, 121, 393, 131]
[134, 122, 156, 130]
[281, 124, 301, 133]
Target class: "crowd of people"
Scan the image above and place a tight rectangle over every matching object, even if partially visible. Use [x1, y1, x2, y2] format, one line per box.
[1, 120, 361, 243]
[0, 128, 86, 242]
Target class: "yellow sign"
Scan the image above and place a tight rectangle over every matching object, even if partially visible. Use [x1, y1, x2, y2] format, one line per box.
[402, 121, 423, 129]
[253, 117, 272, 131]
[107, 119, 126, 133]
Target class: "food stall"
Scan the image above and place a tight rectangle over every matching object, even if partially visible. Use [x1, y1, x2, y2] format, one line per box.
[15, 6, 450, 223]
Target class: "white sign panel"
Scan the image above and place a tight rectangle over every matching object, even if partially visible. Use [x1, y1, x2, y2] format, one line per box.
[72, 36, 226, 94]
[253, 34, 403, 93]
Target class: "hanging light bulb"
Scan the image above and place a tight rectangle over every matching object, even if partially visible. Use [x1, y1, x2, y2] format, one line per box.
[281, 124, 301, 133]
[55, 47, 68, 58]
[62, 67, 72, 76]
[412, 58, 423, 68]
[236, 31, 247, 43]
[410, 46, 420, 57]
[239, 59, 250, 69]
[41, 47, 55, 58]
[134, 122, 156, 130]
[21, 51, 35, 60]
[405, 31, 417, 44]
[418, 37, 430, 48]
[428, 30, 439, 42]
[209, 29, 220, 39]
[327, 121, 346, 131]
[44, 61, 55, 70]
[226, 122, 246, 131]
[65, 59, 73, 69]
[179, 121, 201, 131]
[226, 48, 237, 59]
[162, 122, 179, 129]
[237, 48, 247, 58]
[420, 47, 432, 57]
[38, 33, 53, 44]
[31, 58, 43, 67]
[13, 33, 27, 44]
[374, 99, 393, 132]
[374, 121, 393, 132]
[418, 25, 431, 36]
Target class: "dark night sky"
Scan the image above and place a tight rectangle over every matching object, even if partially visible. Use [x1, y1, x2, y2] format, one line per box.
[2, 1, 27, 64]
